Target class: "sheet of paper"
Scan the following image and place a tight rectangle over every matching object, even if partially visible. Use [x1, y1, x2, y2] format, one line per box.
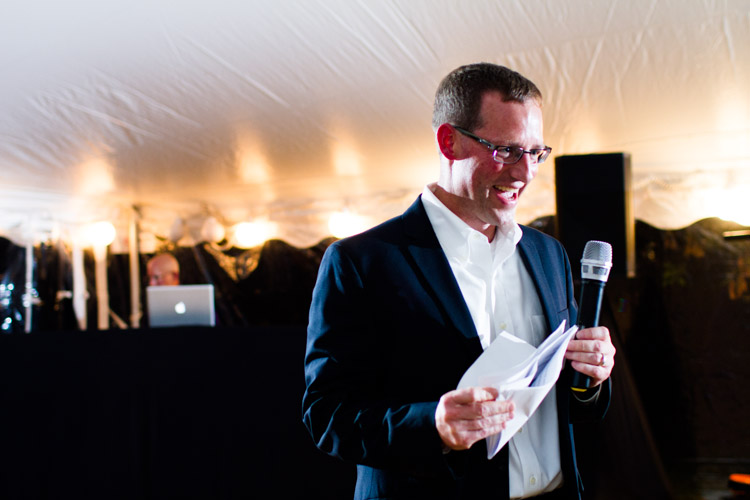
[457, 320, 578, 459]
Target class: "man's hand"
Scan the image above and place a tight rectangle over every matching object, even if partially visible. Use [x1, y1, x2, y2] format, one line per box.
[565, 326, 616, 387]
[435, 387, 515, 451]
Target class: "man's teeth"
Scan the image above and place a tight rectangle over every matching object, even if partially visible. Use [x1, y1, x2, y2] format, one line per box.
[494, 186, 518, 194]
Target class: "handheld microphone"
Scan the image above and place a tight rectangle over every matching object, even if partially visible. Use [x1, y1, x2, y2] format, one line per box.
[571, 240, 613, 392]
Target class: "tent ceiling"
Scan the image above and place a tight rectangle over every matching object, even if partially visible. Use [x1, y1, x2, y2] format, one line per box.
[1, 0, 749, 248]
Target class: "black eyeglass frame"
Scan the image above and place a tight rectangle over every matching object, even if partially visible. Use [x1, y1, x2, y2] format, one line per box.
[451, 125, 552, 164]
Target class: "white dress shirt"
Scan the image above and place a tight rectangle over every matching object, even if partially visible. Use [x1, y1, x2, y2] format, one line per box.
[421, 184, 563, 499]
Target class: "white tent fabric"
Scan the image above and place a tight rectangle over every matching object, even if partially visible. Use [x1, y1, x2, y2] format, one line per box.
[2, 0, 749, 250]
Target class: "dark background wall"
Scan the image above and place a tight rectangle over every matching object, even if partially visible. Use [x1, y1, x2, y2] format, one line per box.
[1, 216, 749, 499]
[0, 326, 355, 499]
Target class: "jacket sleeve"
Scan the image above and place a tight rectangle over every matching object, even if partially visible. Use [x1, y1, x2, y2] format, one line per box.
[302, 241, 452, 477]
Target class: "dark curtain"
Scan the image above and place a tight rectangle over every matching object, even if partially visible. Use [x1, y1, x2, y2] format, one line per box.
[2, 217, 750, 499]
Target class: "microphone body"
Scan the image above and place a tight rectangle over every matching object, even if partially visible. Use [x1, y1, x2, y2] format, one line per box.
[571, 241, 612, 392]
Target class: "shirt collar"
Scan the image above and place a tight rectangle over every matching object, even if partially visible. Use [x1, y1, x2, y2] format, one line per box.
[421, 183, 522, 263]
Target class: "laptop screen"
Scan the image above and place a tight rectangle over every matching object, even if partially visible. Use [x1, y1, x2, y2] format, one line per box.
[146, 284, 216, 328]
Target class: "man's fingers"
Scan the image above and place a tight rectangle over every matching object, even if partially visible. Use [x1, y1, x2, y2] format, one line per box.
[436, 386, 516, 450]
[446, 399, 515, 423]
[442, 386, 498, 405]
[436, 407, 514, 450]
[573, 326, 609, 341]
[566, 327, 615, 360]
[440, 387, 514, 420]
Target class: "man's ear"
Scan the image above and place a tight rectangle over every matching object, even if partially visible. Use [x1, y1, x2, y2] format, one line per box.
[436, 123, 460, 161]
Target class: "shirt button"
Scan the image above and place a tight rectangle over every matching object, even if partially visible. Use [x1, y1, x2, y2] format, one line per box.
[529, 475, 537, 486]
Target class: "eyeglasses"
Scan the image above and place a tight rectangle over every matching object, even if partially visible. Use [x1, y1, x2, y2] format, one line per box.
[451, 125, 552, 164]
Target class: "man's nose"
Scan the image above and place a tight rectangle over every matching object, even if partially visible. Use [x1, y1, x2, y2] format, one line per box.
[507, 154, 537, 183]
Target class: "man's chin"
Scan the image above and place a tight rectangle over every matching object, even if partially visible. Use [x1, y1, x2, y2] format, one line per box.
[492, 209, 517, 234]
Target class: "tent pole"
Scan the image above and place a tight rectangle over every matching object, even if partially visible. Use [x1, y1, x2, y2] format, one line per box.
[94, 244, 109, 330]
[129, 206, 142, 328]
[72, 242, 87, 330]
[23, 239, 33, 333]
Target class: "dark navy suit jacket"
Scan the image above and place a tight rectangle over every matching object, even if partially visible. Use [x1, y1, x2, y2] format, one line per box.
[303, 196, 611, 500]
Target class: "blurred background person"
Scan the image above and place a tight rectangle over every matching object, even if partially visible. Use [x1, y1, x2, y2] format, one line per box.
[147, 253, 180, 286]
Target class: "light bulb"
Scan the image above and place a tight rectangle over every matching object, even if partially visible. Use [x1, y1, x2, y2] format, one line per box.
[328, 211, 368, 238]
[85, 221, 116, 247]
[233, 221, 276, 248]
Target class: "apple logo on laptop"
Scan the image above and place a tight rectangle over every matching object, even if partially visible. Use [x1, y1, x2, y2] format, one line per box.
[175, 301, 187, 315]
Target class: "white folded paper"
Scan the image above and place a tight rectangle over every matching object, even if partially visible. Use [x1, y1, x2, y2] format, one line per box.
[457, 320, 578, 459]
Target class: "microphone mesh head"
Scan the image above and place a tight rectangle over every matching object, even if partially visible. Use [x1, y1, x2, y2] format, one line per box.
[582, 240, 613, 265]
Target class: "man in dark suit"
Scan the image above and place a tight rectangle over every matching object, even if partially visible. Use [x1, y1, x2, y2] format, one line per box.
[303, 63, 615, 500]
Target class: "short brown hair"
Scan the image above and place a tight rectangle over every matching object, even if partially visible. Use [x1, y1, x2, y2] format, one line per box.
[432, 63, 542, 131]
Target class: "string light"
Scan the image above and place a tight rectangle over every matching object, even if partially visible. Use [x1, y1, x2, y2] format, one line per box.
[233, 220, 277, 248]
[714, 187, 750, 226]
[84, 221, 116, 247]
[328, 211, 369, 238]
[201, 216, 226, 243]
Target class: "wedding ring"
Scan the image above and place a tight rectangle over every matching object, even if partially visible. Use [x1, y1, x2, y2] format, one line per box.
[598, 354, 606, 367]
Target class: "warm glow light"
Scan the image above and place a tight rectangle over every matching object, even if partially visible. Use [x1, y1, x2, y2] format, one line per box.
[201, 216, 226, 243]
[233, 220, 276, 248]
[77, 158, 115, 195]
[328, 118, 362, 177]
[715, 187, 750, 226]
[239, 156, 271, 184]
[169, 217, 185, 242]
[236, 128, 272, 185]
[84, 221, 116, 247]
[333, 145, 361, 177]
[328, 211, 369, 238]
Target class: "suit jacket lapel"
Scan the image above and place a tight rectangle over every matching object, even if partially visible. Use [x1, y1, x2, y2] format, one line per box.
[401, 197, 479, 341]
[518, 229, 560, 333]
[399, 199, 566, 342]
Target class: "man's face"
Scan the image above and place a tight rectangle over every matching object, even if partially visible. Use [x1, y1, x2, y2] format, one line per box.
[148, 270, 179, 286]
[147, 257, 180, 286]
[444, 92, 544, 235]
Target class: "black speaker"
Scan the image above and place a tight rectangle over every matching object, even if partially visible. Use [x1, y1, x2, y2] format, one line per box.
[554, 153, 635, 278]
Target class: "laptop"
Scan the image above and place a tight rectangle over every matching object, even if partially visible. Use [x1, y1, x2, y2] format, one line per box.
[146, 284, 216, 328]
